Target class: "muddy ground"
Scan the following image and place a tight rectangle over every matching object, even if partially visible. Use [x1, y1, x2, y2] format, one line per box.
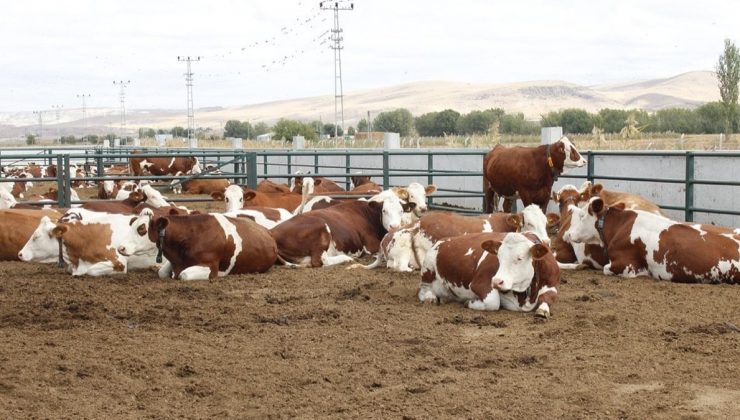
[0, 260, 738, 419]
[1, 184, 739, 418]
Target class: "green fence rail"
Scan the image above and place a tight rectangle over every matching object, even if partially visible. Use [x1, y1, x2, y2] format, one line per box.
[1, 147, 739, 222]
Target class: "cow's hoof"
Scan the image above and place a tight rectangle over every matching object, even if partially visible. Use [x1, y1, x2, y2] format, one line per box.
[534, 308, 550, 319]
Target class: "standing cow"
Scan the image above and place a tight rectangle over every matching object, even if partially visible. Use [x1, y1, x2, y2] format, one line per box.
[483, 136, 586, 213]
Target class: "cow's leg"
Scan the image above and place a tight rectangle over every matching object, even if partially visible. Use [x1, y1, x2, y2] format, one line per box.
[157, 260, 173, 279]
[483, 178, 495, 213]
[179, 265, 212, 281]
[466, 290, 501, 311]
[320, 252, 355, 266]
[502, 197, 513, 213]
[74, 260, 116, 277]
[535, 286, 558, 318]
[418, 270, 439, 304]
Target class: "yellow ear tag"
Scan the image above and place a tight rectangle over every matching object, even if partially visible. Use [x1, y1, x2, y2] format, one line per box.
[547, 157, 554, 168]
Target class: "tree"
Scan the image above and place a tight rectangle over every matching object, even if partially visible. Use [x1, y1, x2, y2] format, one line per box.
[696, 102, 727, 133]
[414, 112, 437, 136]
[595, 109, 630, 133]
[357, 118, 369, 132]
[499, 112, 539, 135]
[347, 126, 356, 136]
[323, 123, 344, 137]
[26, 134, 36, 145]
[455, 109, 499, 135]
[716, 38, 740, 135]
[252, 122, 270, 137]
[171, 126, 187, 137]
[138, 127, 156, 138]
[654, 108, 701, 133]
[272, 119, 317, 141]
[373, 109, 414, 136]
[559, 109, 594, 134]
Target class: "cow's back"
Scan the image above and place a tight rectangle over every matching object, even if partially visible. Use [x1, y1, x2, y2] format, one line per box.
[228, 217, 277, 273]
[0, 209, 61, 260]
[420, 211, 515, 242]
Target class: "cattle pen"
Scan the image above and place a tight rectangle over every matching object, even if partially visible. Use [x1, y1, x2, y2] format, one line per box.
[0, 145, 739, 418]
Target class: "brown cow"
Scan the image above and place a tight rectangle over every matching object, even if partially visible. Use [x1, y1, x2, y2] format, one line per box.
[350, 175, 382, 193]
[483, 136, 586, 213]
[419, 232, 560, 318]
[584, 183, 665, 216]
[0, 209, 62, 261]
[241, 188, 303, 212]
[256, 179, 292, 193]
[270, 194, 414, 267]
[129, 153, 201, 176]
[118, 212, 278, 280]
[180, 178, 230, 194]
[291, 174, 344, 194]
[564, 198, 740, 283]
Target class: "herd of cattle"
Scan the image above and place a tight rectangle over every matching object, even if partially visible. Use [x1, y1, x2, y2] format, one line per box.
[1, 138, 738, 319]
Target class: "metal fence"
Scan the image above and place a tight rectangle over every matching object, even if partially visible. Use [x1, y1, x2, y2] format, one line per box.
[1, 146, 739, 224]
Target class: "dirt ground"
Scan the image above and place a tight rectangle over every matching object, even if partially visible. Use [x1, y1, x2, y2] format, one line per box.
[0, 258, 738, 419]
[1, 183, 739, 418]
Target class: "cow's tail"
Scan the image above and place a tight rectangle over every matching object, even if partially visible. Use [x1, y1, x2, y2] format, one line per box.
[347, 254, 384, 270]
[275, 254, 300, 268]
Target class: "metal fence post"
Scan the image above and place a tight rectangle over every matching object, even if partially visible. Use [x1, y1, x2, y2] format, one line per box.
[246, 152, 258, 189]
[287, 154, 292, 176]
[427, 152, 434, 208]
[233, 152, 241, 185]
[345, 153, 351, 190]
[63, 154, 72, 207]
[587, 151, 594, 184]
[685, 152, 695, 222]
[382, 151, 390, 190]
[96, 149, 104, 181]
[314, 153, 319, 175]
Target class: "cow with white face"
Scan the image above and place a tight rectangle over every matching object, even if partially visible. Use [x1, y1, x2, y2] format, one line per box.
[564, 197, 740, 283]
[0, 189, 18, 209]
[419, 231, 560, 317]
[271, 192, 415, 267]
[405, 182, 437, 215]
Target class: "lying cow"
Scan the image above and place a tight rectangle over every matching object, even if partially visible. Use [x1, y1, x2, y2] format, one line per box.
[256, 179, 291, 193]
[118, 210, 277, 280]
[0, 209, 63, 261]
[271, 193, 414, 267]
[129, 153, 201, 176]
[212, 185, 293, 229]
[564, 197, 740, 283]
[19, 209, 164, 275]
[483, 136, 586, 213]
[419, 232, 560, 318]
[179, 178, 230, 195]
[290, 172, 344, 194]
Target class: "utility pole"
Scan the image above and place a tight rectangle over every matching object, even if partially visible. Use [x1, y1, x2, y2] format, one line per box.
[77, 94, 90, 143]
[51, 105, 63, 142]
[320, 1, 354, 141]
[113, 80, 131, 141]
[367, 110, 371, 141]
[177, 56, 201, 143]
[32, 110, 46, 140]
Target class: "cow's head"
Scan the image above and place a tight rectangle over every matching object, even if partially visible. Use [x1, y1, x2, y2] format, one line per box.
[369, 194, 415, 231]
[18, 216, 61, 263]
[555, 136, 587, 169]
[141, 184, 170, 208]
[404, 182, 437, 215]
[351, 175, 371, 188]
[0, 189, 17, 209]
[189, 157, 202, 174]
[118, 209, 159, 257]
[212, 185, 244, 213]
[482, 233, 550, 292]
[563, 197, 605, 245]
[520, 204, 553, 245]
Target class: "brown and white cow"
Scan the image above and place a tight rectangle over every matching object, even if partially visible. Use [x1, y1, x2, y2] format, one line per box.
[19, 209, 164, 275]
[350, 175, 382, 193]
[0, 209, 62, 261]
[212, 185, 293, 229]
[419, 232, 560, 317]
[270, 193, 414, 267]
[564, 197, 740, 283]
[129, 154, 201, 176]
[483, 136, 586, 213]
[291, 172, 344, 194]
[118, 211, 277, 280]
[583, 183, 665, 216]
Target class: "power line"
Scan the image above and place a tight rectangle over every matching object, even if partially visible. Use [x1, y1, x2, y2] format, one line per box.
[320, 1, 354, 139]
[32, 110, 48, 139]
[51, 105, 63, 142]
[113, 80, 131, 140]
[77, 94, 91, 143]
[177, 56, 201, 142]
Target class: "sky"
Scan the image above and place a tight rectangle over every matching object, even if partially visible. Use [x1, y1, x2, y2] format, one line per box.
[1, 0, 739, 112]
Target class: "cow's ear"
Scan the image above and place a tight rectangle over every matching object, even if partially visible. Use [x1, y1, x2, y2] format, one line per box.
[368, 200, 383, 210]
[244, 191, 257, 201]
[481, 239, 502, 255]
[589, 198, 605, 216]
[129, 217, 137, 226]
[425, 184, 437, 195]
[546, 213, 560, 226]
[314, 178, 322, 186]
[530, 243, 549, 260]
[590, 184, 603, 195]
[156, 217, 169, 230]
[211, 191, 224, 201]
[51, 224, 68, 238]
[506, 214, 523, 230]
[402, 202, 417, 213]
[392, 187, 409, 201]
